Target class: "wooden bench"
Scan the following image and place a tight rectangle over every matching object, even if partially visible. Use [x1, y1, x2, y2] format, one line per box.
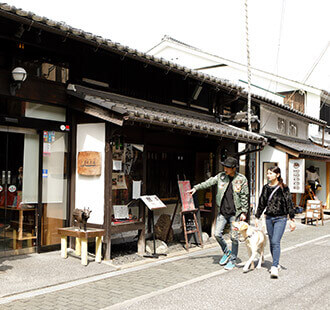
[58, 227, 105, 266]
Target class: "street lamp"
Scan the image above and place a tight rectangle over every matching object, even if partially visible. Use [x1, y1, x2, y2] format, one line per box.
[10, 67, 27, 96]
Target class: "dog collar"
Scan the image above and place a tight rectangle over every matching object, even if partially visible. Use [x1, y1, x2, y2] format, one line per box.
[238, 232, 254, 242]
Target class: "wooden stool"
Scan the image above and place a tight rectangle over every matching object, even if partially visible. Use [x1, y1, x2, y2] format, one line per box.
[58, 227, 105, 266]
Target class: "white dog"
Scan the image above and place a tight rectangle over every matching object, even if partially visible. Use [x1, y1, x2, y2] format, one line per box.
[232, 221, 266, 273]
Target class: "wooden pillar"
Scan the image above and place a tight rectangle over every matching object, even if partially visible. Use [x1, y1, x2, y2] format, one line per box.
[69, 113, 77, 250]
[139, 136, 147, 253]
[137, 200, 146, 255]
[327, 162, 330, 209]
[144, 134, 151, 234]
[103, 123, 112, 260]
[211, 145, 221, 237]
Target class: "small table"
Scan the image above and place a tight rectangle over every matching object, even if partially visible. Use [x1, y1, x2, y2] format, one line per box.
[58, 227, 105, 266]
[0, 206, 37, 249]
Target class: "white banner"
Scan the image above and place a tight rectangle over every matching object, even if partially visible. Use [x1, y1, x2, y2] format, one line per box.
[288, 158, 305, 193]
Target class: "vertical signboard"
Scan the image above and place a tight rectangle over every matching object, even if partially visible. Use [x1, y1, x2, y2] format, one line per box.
[289, 158, 305, 193]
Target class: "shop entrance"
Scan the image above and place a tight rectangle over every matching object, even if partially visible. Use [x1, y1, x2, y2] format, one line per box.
[0, 126, 69, 255]
[0, 127, 38, 255]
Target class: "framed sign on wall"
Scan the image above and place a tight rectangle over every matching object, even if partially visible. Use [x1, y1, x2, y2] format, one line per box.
[77, 151, 102, 176]
[288, 158, 305, 193]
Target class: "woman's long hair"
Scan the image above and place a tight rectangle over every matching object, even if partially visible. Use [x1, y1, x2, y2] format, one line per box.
[268, 166, 286, 188]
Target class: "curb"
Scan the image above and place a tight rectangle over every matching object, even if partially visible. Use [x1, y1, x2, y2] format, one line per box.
[102, 240, 219, 270]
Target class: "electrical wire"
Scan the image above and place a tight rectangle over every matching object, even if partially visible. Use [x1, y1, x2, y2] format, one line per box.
[262, 0, 286, 100]
[284, 41, 330, 106]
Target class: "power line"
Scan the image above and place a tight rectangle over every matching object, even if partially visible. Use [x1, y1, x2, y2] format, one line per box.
[284, 41, 330, 106]
[303, 41, 330, 84]
[275, 0, 286, 77]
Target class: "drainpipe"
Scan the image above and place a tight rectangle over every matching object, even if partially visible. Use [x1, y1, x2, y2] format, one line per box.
[237, 142, 266, 157]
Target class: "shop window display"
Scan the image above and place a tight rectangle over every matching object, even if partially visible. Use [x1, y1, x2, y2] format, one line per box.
[111, 139, 144, 224]
[0, 131, 38, 251]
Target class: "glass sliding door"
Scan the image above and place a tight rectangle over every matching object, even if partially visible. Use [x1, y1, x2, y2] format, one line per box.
[0, 126, 38, 255]
[41, 131, 68, 247]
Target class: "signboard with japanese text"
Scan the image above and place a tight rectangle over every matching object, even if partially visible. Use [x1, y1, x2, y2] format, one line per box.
[178, 180, 195, 212]
[140, 195, 166, 210]
[289, 158, 305, 193]
[77, 151, 102, 176]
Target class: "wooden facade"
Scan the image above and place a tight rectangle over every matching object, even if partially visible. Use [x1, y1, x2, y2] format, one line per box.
[0, 7, 265, 258]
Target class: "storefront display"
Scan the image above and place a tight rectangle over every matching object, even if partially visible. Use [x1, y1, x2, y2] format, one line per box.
[111, 141, 143, 223]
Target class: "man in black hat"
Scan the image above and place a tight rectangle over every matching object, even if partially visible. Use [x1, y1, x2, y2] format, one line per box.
[187, 156, 249, 270]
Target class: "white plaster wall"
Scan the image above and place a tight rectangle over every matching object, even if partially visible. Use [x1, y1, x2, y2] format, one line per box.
[260, 106, 308, 139]
[76, 123, 105, 225]
[156, 46, 216, 70]
[259, 146, 287, 192]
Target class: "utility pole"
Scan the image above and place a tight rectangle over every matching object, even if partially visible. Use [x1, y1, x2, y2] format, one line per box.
[245, 0, 252, 132]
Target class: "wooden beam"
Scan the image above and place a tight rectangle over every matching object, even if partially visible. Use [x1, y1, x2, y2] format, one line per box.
[68, 112, 77, 249]
[0, 68, 67, 105]
[103, 124, 113, 260]
[273, 144, 300, 158]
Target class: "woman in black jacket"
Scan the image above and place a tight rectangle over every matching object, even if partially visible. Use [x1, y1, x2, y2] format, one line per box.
[255, 166, 296, 279]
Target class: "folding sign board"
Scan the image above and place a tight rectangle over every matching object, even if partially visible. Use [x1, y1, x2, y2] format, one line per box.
[178, 180, 195, 212]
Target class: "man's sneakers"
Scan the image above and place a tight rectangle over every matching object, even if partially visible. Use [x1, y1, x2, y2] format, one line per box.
[270, 266, 279, 279]
[219, 250, 231, 265]
[224, 261, 236, 270]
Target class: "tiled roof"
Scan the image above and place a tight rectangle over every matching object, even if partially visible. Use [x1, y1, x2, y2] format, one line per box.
[0, 3, 325, 125]
[274, 137, 330, 158]
[67, 84, 266, 144]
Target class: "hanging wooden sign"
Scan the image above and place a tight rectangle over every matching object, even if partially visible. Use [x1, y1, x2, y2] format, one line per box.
[78, 151, 102, 176]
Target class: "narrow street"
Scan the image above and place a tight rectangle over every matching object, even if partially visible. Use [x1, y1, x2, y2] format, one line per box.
[0, 220, 329, 310]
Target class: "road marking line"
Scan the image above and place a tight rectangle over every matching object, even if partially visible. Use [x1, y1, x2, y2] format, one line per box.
[102, 234, 330, 310]
[0, 234, 329, 306]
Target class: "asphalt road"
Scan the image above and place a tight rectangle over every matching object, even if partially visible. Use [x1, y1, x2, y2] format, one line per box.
[0, 220, 329, 310]
[114, 224, 330, 310]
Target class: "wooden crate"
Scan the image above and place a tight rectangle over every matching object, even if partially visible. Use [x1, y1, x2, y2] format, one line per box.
[305, 200, 324, 226]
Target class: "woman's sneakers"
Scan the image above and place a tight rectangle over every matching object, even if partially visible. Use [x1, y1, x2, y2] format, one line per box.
[219, 250, 231, 265]
[270, 266, 279, 279]
[224, 261, 236, 270]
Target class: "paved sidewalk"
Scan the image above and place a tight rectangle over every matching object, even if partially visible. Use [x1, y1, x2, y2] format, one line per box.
[0, 218, 328, 310]
[0, 250, 116, 298]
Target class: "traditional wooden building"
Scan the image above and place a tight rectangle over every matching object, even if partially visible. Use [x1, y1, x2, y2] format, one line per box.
[0, 4, 266, 259]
